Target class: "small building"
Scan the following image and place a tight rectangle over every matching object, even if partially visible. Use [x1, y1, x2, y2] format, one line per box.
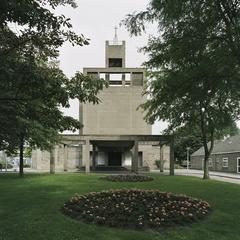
[191, 135, 240, 173]
[32, 31, 174, 173]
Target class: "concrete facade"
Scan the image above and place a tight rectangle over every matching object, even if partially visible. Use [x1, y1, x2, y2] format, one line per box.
[81, 85, 151, 135]
[32, 35, 173, 173]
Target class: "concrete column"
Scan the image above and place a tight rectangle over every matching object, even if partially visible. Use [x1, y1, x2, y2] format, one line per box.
[160, 144, 164, 172]
[50, 147, 55, 174]
[55, 145, 59, 168]
[92, 144, 97, 171]
[64, 144, 68, 171]
[78, 145, 82, 169]
[170, 138, 175, 176]
[84, 140, 90, 173]
[132, 140, 139, 174]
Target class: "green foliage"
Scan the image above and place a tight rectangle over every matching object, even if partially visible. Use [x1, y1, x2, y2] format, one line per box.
[63, 189, 211, 229]
[23, 147, 32, 158]
[155, 160, 161, 169]
[165, 123, 239, 163]
[0, 162, 13, 169]
[23, 164, 31, 168]
[0, 0, 108, 159]
[123, 0, 240, 179]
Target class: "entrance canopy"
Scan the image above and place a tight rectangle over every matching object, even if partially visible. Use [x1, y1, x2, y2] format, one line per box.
[90, 140, 134, 152]
[61, 134, 174, 175]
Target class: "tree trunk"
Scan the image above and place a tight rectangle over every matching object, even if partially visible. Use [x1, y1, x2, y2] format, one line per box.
[19, 135, 24, 177]
[169, 137, 175, 176]
[203, 154, 210, 179]
[200, 115, 215, 180]
[203, 130, 215, 179]
[200, 109, 212, 180]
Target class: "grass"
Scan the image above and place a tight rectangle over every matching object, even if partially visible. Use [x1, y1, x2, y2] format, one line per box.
[0, 173, 239, 240]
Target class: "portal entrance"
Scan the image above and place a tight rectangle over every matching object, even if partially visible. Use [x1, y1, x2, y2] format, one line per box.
[108, 152, 122, 166]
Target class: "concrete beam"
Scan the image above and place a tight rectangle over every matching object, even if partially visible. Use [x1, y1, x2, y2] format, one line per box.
[62, 134, 173, 143]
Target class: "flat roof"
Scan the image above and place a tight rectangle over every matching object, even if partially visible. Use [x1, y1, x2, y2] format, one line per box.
[61, 134, 173, 144]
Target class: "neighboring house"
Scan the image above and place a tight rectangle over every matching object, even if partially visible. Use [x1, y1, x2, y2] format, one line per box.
[191, 135, 240, 173]
[32, 32, 173, 172]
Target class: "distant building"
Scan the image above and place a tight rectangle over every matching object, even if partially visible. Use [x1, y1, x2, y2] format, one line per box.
[32, 31, 174, 172]
[191, 135, 240, 173]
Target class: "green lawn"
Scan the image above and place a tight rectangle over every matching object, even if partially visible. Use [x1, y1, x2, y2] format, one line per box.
[0, 173, 239, 240]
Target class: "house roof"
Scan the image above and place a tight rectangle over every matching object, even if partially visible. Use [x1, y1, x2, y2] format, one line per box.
[191, 135, 240, 156]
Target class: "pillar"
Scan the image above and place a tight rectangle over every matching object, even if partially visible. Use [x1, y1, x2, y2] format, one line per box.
[50, 147, 55, 174]
[64, 144, 68, 171]
[92, 144, 97, 171]
[160, 144, 164, 172]
[84, 139, 90, 173]
[170, 137, 175, 176]
[132, 140, 139, 174]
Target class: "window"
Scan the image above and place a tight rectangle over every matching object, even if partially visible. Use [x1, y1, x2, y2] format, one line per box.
[237, 157, 240, 173]
[222, 158, 228, 168]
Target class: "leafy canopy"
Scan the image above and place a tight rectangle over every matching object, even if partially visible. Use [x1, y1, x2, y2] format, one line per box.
[0, 0, 108, 154]
[123, 0, 240, 178]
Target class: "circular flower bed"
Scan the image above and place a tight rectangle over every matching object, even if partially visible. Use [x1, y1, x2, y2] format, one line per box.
[100, 174, 154, 182]
[62, 189, 211, 229]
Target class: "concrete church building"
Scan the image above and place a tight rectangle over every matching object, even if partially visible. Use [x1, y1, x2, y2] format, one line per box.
[32, 33, 174, 173]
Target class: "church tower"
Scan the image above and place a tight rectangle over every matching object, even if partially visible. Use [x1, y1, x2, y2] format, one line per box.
[32, 29, 171, 173]
[80, 29, 150, 135]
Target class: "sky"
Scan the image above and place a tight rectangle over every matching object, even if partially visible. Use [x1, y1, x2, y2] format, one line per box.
[55, 0, 168, 134]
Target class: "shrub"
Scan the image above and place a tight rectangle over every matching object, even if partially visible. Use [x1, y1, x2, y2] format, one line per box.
[62, 189, 211, 229]
[155, 160, 161, 169]
[0, 162, 13, 169]
[23, 164, 31, 168]
[100, 174, 154, 182]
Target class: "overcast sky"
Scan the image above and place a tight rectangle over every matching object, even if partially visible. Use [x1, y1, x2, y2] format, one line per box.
[55, 0, 168, 134]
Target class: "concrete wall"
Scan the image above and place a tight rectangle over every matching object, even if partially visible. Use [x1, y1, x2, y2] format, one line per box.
[105, 41, 126, 67]
[32, 143, 170, 171]
[81, 86, 151, 135]
[32, 145, 81, 171]
[191, 152, 240, 173]
[140, 145, 170, 170]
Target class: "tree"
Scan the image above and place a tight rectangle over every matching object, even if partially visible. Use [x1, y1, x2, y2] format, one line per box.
[0, 0, 108, 176]
[123, 0, 240, 179]
[165, 123, 239, 165]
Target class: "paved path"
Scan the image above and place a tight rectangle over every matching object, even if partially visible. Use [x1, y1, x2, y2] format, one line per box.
[2, 168, 240, 185]
[152, 169, 240, 184]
